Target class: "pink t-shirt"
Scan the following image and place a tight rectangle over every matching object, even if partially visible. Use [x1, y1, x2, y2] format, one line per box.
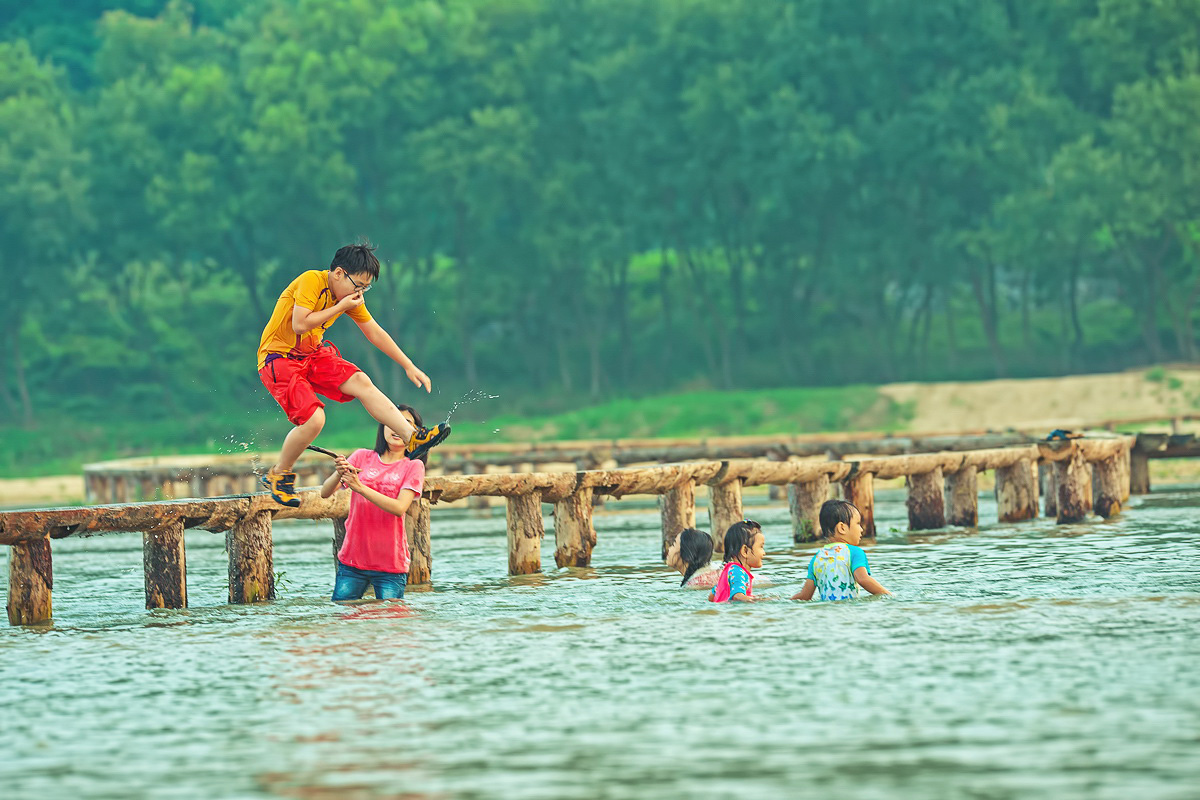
[336, 449, 425, 574]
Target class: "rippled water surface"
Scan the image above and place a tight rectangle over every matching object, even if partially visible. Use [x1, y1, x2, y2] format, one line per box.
[3, 487, 1199, 800]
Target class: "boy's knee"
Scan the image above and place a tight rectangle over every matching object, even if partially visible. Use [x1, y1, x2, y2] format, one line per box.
[301, 407, 326, 430]
[340, 371, 375, 396]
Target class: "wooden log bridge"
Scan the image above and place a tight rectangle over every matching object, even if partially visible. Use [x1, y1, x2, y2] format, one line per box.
[3, 438, 1132, 626]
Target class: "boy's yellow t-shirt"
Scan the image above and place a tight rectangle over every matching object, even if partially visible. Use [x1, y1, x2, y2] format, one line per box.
[257, 270, 372, 369]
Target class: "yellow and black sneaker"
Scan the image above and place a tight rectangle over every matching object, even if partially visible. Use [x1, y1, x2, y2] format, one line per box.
[406, 422, 452, 460]
[261, 470, 301, 508]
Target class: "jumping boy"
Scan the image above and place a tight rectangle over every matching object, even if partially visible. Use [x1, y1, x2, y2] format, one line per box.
[257, 242, 450, 507]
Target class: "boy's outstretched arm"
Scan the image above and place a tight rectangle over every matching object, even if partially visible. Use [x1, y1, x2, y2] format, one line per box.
[853, 567, 891, 596]
[356, 319, 431, 392]
[791, 580, 816, 601]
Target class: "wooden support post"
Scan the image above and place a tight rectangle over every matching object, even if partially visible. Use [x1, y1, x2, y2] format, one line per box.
[906, 468, 945, 530]
[554, 488, 596, 568]
[944, 466, 978, 527]
[658, 481, 696, 559]
[842, 472, 876, 538]
[189, 475, 204, 499]
[332, 518, 347, 564]
[114, 475, 128, 504]
[995, 459, 1039, 522]
[1054, 448, 1092, 524]
[143, 519, 187, 609]
[227, 510, 275, 603]
[507, 492, 544, 575]
[708, 481, 743, 553]
[1130, 450, 1150, 495]
[1093, 456, 1123, 519]
[1042, 465, 1058, 517]
[407, 498, 432, 584]
[788, 475, 829, 544]
[1119, 446, 1131, 502]
[7, 539, 52, 625]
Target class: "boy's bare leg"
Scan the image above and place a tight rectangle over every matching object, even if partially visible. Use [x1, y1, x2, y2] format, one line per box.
[338, 373, 418, 440]
[273, 408, 326, 473]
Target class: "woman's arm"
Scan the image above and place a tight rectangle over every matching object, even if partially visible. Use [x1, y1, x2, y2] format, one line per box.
[853, 567, 891, 595]
[319, 469, 342, 498]
[791, 579, 816, 601]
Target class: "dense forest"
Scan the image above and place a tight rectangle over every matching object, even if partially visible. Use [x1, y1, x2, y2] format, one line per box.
[3, 0, 1200, 429]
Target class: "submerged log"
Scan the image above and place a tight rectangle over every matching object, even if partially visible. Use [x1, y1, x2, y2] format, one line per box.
[995, 459, 1039, 523]
[506, 491, 544, 575]
[553, 488, 596, 568]
[1093, 456, 1123, 519]
[7, 539, 52, 625]
[842, 471, 876, 538]
[707, 479, 744, 553]
[907, 468, 945, 530]
[143, 518, 186, 609]
[1130, 450, 1150, 495]
[1054, 447, 1091, 524]
[658, 480, 696, 559]
[944, 465, 978, 527]
[228, 510, 275, 603]
[407, 498, 432, 584]
[788, 475, 830, 543]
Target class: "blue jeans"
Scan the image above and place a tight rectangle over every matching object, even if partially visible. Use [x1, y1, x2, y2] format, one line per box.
[332, 561, 408, 601]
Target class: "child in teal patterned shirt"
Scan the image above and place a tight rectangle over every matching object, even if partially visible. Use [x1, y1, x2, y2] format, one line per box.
[792, 500, 890, 601]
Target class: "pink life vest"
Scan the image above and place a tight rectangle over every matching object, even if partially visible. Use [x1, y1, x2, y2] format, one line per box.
[709, 561, 755, 603]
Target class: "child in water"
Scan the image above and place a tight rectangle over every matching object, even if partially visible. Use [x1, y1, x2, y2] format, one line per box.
[709, 520, 765, 602]
[792, 499, 890, 601]
[665, 528, 720, 588]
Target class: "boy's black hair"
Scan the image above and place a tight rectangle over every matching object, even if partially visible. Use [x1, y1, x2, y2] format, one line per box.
[819, 499, 859, 538]
[375, 403, 426, 463]
[677, 528, 714, 586]
[331, 240, 380, 280]
[722, 520, 762, 564]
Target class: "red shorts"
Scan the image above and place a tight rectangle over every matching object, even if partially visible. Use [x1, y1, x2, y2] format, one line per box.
[259, 343, 362, 425]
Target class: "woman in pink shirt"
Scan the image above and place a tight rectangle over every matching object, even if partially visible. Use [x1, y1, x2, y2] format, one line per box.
[320, 403, 426, 600]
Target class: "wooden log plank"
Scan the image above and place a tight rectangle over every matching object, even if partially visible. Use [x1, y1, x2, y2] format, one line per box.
[1093, 456, 1123, 518]
[227, 509, 275, 603]
[143, 518, 186, 610]
[944, 465, 978, 527]
[1054, 447, 1092, 524]
[906, 468, 945, 530]
[843, 472, 876, 538]
[788, 475, 829, 544]
[553, 489, 596, 568]
[7, 539, 52, 625]
[407, 498, 432, 584]
[507, 492, 544, 575]
[995, 459, 1039, 523]
[0, 497, 253, 544]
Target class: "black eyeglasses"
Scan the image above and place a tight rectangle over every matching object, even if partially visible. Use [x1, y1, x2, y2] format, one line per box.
[343, 272, 373, 294]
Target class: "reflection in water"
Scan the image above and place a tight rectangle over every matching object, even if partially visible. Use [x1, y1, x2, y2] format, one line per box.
[1, 493, 1199, 798]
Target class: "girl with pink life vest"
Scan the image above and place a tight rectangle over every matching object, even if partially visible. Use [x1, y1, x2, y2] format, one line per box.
[709, 520, 765, 603]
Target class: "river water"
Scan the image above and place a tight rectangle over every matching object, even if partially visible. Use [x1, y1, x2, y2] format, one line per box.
[2, 487, 1199, 799]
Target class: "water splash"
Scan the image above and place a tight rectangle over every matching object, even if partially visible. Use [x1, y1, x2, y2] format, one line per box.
[443, 389, 499, 423]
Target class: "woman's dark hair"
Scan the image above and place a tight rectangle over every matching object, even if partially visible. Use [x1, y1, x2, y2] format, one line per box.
[677, 528, 714, 586]
[331, 240, 380, 280]
[819, 499, 859, 538]
[375, 403, 425, 462]
[722, 520, 762, 564]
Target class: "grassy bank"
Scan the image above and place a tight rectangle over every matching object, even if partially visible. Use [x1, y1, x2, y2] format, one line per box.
[0, 385, 910, 479]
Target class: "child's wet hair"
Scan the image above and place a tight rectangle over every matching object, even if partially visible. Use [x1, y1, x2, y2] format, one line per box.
[331, 240, 381, 280]
[375, 403, 425, 462]
[677, 528, 714, 586]
[819, 499, 859, 538]
[722, 519, 762, 563]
